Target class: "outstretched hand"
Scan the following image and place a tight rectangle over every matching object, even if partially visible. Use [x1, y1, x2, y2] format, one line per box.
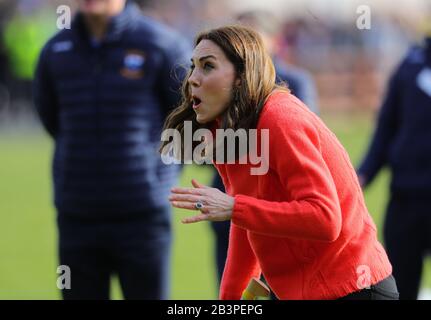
[169, 179, 234, 224]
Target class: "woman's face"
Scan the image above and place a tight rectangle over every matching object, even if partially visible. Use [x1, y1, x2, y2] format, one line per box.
[188, 40, 239, 124]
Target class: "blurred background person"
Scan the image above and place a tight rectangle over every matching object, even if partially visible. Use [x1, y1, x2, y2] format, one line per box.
[237, 10, 319, 114]
[33, 0, 189, 299]
[0, 0, 13, 118]
[357, 24, 431, 300]
[209, 10, 320, 285]
[1, 0, 55, 125]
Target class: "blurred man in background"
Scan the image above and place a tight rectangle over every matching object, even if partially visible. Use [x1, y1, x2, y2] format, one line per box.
[0, 1, 13, 116]
[237, 10, 319, 113]
[0, 0, 55, 124]
[34, 0, 189, 299]
[209, 9, 320, 285]
[357, 26, 431, 300]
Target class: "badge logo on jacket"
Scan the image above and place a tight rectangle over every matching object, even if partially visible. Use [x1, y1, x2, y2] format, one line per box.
[121, 50, 145, 79]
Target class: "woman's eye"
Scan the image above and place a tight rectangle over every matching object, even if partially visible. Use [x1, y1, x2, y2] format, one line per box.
[203, 63, 213, 70]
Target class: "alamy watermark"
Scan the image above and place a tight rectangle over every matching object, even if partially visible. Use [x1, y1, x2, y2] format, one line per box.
[160, 121, 269, 175]
[57, 265, 71, 290]
[57, 5, 71, 30]
[356, 5, 371, 30]
[356, 264, 371, 289]
[54, 5, 372, 32]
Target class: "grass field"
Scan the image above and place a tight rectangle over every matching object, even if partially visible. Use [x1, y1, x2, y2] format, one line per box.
[0, 111, 430, 299]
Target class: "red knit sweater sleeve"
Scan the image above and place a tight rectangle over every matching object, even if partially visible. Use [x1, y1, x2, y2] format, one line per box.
[232, 102, 342, 242]
[219, 223, 261, 300]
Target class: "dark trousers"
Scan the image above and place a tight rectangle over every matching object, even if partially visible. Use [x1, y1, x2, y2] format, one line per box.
[57, 207, 171, 300]
[339, 275, 399, 300]
[210, 172, 230, 284]
[210, 220, 230, 284]
[383, 194, 431, 300]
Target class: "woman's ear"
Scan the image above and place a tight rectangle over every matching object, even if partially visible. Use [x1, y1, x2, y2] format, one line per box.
[235, 77, 241, 86]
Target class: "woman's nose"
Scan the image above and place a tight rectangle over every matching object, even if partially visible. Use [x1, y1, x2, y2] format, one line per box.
[188, 70, 200, 87]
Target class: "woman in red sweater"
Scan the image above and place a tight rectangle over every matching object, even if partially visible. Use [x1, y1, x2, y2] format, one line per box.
[161, 25, 398, 300]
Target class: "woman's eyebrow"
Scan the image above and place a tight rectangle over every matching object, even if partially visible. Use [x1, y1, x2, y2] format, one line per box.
[190, 55, 217, 63]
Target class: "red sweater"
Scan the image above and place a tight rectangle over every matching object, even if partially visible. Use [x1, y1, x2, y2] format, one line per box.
[214, 91, 392, 300]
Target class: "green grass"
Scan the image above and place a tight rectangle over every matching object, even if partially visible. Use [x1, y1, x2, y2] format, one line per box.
[0, 112, 430, 299]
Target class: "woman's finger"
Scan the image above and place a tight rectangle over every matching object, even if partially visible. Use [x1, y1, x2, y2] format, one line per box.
[171, 200, 215, 212]
[191, 179, 210, 189]
[171, 187, 205, 195]
[169, 194, 203, 203]
[171, 201, 198, 210]
[182, 213, 214, 224]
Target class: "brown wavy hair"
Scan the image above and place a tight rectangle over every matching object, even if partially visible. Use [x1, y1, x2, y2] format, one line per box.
[159, 25, 289, 160]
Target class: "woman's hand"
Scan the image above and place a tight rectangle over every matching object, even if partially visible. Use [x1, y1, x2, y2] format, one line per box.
[169, 179, 234, 224]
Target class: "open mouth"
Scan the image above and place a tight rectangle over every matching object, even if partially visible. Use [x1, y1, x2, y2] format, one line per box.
[192, 96, 202, 109]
